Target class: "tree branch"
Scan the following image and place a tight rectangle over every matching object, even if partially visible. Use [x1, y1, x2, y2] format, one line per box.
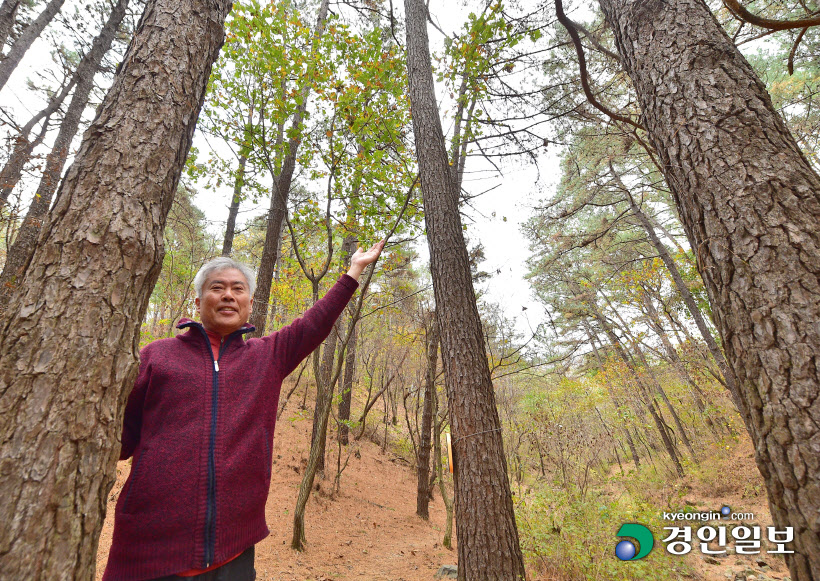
[788, 26, 808, 75]
[723, 0, 820, 31]
[554, 0, 645, 131]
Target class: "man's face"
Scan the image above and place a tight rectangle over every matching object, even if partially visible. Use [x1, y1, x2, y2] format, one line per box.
[195, 268, 254, 336]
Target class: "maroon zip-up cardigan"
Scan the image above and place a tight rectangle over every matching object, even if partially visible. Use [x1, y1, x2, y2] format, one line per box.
[102, 275, 358, 581]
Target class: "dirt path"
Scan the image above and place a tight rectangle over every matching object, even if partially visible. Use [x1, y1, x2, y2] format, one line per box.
[95, 407, 454, 581]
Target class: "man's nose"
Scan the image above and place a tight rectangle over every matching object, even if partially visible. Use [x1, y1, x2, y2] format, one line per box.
[221, 288, 236, 301]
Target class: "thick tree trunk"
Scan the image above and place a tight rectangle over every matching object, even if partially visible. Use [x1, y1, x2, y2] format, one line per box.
[0, 0, 67, 91]
[404, 0, 526, 577]
[416, 313, 438, 519]
[599, 1, 820, 577]
[248, 0, 329, 337]
[0, 0, 231, 577]
[0, 0, 128, 312]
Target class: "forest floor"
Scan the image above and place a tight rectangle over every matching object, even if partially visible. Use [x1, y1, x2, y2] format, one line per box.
[95, 395, 790, 581]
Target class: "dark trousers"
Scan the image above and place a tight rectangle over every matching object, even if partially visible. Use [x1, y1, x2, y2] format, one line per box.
[150, 546, 256, 581]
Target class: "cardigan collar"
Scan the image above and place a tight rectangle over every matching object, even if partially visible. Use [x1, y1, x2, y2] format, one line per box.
[176, 318, 256, 337]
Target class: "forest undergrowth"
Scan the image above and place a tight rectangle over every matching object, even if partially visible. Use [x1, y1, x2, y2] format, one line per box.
[516, 433, 789, 581]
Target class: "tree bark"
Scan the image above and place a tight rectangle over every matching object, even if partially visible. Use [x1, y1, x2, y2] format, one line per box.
[416, 312, 438, 519]
[310, 322, 338, 475]
[0, 0, 67, 91]
[0, 0, 129, 312]
[432, 380, 454, 549]
[599, 1, 820, 577]
[0, 0, 231, 577]
[404, 0, 526, 577]
[221, 105, 254, 257]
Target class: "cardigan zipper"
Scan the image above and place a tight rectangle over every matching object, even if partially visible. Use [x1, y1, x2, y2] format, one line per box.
[202, 332, 235, 568]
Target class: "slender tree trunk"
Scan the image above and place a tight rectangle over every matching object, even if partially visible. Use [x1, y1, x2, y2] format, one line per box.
[0, 0, 129, 312]
[0, 117, 49, 209]
[0, 0, 231, 576]
[600, 1, 820, 577]
[310, 323, 338, 475]
[416, 312, 438, 519]
[221, 156, 245, 256]
[249, 0, 329, 337]
[221, 105, 254, 256]
[249, 177, 287, 334]
[292, 342, 338, 550]
[0, 0, 21, 50]
[584, 321, 640, 468]
[337, 318, 356, 445]
[293, 260, 373, 550]
[628, 194, 738, 398]
[433, 383, 454, 549]
[588, 300, 685, 476]
[404, 0, 526, 577]
[354, 358, 397, 441]
[0, 77, 75, 209]
[648, 210, 686, 254]
[338, 235, 360, 446]
[0, 0, 67, 91]
[604, 294, 699, 463]
[640, 289, 719, 434]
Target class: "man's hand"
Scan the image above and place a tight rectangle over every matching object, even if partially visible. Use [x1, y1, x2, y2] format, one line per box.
[346, 239, 386, 281]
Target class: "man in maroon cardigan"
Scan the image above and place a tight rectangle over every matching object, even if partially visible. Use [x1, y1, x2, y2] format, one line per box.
[103, 240, 385, 581]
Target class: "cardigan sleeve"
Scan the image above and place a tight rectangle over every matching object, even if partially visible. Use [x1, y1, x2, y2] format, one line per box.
[119, 348, 152, 460]
[272, 274, 358, 378]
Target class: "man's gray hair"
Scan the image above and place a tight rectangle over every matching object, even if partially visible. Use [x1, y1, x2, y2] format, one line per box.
[193, 257, 257, 298]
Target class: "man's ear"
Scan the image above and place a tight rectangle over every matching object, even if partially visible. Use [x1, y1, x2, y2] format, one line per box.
[249, 297, 254, 308]
[195, 297, 201, 312]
